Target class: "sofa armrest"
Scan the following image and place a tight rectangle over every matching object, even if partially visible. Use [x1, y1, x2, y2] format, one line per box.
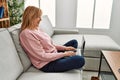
[53, 28, 79, 34]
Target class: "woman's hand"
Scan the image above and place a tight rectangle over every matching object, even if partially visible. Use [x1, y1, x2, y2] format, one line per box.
[65, 46, 76, 51]
[64, 51, 76, 57]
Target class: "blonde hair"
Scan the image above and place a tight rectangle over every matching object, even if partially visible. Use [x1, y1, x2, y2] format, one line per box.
[21, 6, 42, 31]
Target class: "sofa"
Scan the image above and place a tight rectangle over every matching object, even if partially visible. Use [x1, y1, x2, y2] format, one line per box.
[0, 15, 84, 80]
[83, 34, 120, 71]
[0, 15, 120, 80]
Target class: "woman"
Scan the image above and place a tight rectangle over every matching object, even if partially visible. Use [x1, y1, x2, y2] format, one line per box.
[20, 6, 85, 72]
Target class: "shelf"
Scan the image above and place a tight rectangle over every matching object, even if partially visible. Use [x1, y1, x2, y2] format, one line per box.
[0, 0, 10, 28]
[0, 17, 9, 21]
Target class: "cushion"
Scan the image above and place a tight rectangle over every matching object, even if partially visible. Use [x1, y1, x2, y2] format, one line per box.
[10, 28, 31, 71]
[52, 34, 84, 48]
[84, 57, 110, 71]
[84, 50, 101, 58]
[84, 35, 120, 50]
[18, 70, 82, 80]
[0, 29, 23, 80]
[39, 15, 54, 37]
[8, 23, 21, 32]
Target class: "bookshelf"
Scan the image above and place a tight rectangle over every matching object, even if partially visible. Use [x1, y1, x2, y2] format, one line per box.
[0, 0, 10, 28]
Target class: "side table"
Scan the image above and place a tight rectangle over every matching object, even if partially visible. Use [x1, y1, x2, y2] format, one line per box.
[98, 50, 120, 80]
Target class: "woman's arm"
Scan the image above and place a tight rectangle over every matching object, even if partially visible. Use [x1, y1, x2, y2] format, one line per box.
[55, 45, 66, 51]
[55, 45, 76, 51]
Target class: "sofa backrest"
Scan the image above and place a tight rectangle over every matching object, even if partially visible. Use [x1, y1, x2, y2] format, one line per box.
[39, 15, 54, 37]
[8, 25, 31, 72]
[0, 28, 23, 80]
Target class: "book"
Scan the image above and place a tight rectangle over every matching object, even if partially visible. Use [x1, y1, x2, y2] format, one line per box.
[0, 6, 4, 18]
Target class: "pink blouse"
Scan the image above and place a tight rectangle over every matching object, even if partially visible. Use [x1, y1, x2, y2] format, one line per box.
[20, 28, 66, 69]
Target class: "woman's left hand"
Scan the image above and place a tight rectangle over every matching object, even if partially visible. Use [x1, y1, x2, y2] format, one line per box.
[65, 46, 76, 51]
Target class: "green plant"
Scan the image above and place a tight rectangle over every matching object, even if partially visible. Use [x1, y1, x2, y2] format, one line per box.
[8, 0, 24, 26]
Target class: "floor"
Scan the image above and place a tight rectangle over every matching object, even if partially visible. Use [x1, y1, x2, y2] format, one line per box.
[83, 70, 101, 80]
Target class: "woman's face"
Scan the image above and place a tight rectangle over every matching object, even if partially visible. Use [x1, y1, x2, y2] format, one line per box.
[33, 17, 41, 27]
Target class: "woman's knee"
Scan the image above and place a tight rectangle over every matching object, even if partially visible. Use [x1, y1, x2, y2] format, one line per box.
[72, 55, 85, 68]
[72, 39, 78, 44]
[72, 39, 78, 48]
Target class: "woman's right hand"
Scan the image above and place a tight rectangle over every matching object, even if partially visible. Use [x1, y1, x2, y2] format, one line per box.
[64, 51, 76, 57]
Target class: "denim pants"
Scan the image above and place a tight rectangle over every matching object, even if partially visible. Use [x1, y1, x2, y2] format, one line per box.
[40, 39, 85, 72]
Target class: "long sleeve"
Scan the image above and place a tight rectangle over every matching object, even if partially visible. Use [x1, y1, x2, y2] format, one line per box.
[55, 45, 66, 51]
[20, 29, 65, 68]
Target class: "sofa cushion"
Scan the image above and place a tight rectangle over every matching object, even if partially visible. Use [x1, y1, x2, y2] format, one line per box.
[84, 57, 110, 71]
[0, 29, 23, 80]
[84, 35, 120, 50]
[52, 34, 84, 48]
[9, 28, 31, 72]
[39, 15, 54, 37]
[84, 50, 101, 58]
[18, 70, 82, 80]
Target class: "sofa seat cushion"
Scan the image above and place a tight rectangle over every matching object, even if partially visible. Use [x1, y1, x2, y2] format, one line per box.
[84, 35, 120, 50]
[18, 70, 82, 80]
[0, 29, 23, 80]
[52, 34, 83, 48]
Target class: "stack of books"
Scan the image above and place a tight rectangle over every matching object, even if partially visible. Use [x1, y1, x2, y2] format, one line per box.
[0, 6, 4, 18]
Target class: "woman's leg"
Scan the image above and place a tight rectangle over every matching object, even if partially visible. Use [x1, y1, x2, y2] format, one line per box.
[63, 39, 78, 48]
[40, 55, 85, 72]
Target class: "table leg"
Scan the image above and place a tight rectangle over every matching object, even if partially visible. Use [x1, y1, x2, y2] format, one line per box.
[98, 51, 103, 77]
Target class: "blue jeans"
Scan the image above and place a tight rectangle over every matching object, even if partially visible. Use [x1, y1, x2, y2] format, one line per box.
[40, 39, 85, 72]
[63, 39, 78, 48]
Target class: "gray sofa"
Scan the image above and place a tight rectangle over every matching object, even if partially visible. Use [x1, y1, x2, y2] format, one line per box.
[0, 15, 84, 80]
[0, 15, 120, 80]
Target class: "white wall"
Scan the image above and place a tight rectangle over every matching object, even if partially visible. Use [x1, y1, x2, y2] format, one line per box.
[55, 0, 120, 46]
[109, 0, 120, 46]
[56, 0, 77, 28]
[55, 0, 110, 36]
